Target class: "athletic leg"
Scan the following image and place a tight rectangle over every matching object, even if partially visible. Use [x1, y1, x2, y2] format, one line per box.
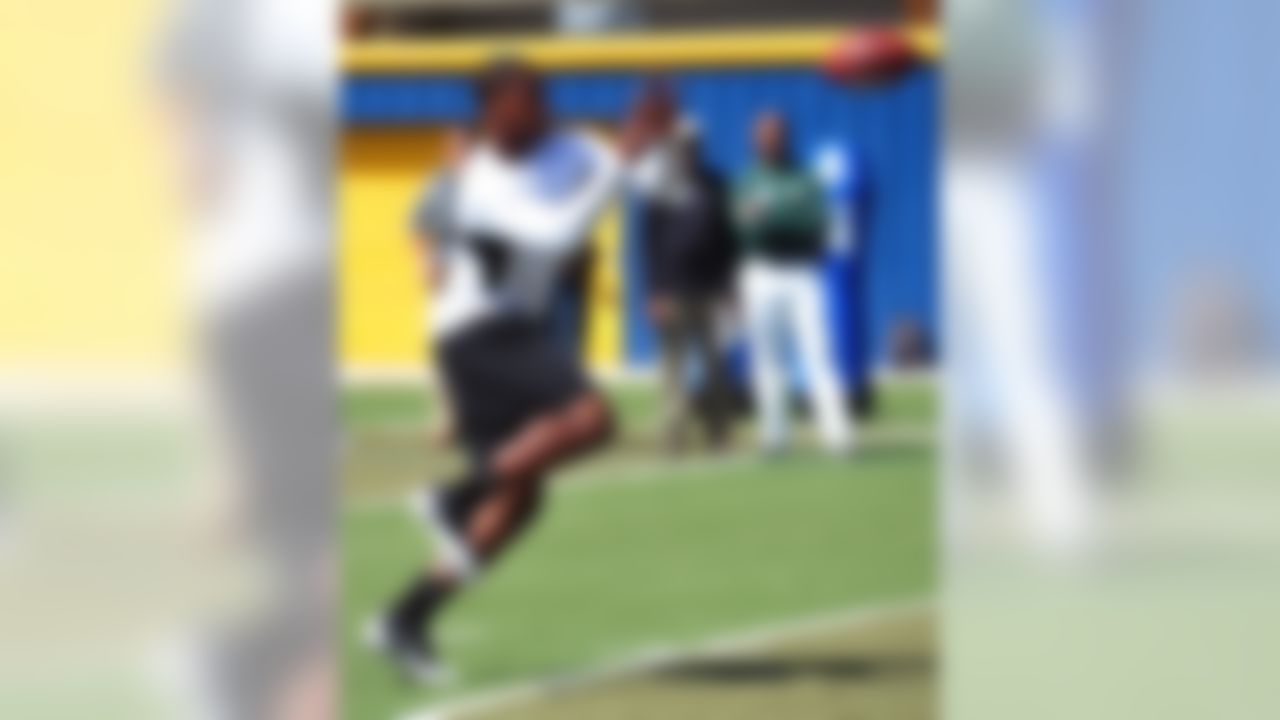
[656, 311, 693, 454]
[466, 391, 613, 562]
[382, 390, 613, 670]
[743, 264, 790, 452]
[688, 299, 732, 449]
[790, 267, 853, 453]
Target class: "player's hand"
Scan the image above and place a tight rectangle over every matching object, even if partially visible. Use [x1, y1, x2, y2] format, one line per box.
[649, 296, 676, 325]
[619, 93, 669, 160]
[619, 116, 655, 161]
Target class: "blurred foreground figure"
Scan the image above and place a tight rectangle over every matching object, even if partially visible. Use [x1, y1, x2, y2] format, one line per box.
[370, 58, 653, 682]
[631, 82, 736, 454]
[734, 111, 854, 455]
[161, 0, 335, 716]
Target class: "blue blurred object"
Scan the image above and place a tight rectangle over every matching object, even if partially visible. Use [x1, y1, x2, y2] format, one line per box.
[814, 139, 872, 400]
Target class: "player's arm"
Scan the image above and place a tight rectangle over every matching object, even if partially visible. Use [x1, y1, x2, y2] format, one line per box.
[476, 135, 623, 255]
[411, 176, 454, 290]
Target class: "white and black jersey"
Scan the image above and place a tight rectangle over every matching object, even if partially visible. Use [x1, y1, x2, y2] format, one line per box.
[432, 129, 621, 339]
[433, 128, 622, 464]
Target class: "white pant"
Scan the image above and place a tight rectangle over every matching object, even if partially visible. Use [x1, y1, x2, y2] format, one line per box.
[741, 261, 854, 452]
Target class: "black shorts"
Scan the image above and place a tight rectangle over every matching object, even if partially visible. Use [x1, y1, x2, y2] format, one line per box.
[440, 316, 592, 466]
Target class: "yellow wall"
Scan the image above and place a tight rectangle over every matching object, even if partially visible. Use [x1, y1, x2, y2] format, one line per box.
[341, 129, 443, 368]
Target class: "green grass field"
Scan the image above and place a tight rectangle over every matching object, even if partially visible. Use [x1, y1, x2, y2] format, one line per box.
[343, 378, 936, 719]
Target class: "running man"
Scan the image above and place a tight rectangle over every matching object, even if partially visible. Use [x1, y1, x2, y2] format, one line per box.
[369, 58, 654, 682]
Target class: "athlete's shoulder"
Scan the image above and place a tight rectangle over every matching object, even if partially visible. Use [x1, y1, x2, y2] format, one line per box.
[536, 128, 616, 166]
[529, 127, 616, 200]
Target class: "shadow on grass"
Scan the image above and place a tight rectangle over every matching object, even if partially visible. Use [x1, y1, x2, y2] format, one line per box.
[653, 654, 933, 684]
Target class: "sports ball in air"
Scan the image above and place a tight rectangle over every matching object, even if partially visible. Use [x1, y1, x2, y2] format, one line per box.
[823, 27, 920, 86]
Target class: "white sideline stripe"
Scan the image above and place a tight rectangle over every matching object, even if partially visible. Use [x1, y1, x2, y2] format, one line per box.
[397, 598, 931, 720]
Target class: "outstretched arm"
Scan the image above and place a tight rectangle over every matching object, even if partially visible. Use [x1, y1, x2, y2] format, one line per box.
[473, 135, 623, 255]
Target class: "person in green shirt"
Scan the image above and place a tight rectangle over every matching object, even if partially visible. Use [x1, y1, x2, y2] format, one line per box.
[733, 111, 854, 455]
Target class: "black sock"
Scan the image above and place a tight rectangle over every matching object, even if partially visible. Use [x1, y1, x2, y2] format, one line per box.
[442, 468, 493, 528]
[443, 478, 486, 525]
[388, 575, 454, 643]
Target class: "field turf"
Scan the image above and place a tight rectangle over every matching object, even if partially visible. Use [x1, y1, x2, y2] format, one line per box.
[342, 378, 936, 719]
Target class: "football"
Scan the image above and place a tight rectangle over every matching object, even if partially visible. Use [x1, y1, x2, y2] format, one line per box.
[823, 27, 920, 86]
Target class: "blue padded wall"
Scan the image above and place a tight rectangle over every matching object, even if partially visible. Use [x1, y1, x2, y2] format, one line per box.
[345, 67, 938, 372]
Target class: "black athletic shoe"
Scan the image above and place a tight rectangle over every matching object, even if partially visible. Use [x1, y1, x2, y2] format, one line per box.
[362, 614, 453, 685]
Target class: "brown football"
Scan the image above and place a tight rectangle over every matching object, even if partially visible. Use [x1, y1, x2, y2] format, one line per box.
[823, 27, 920, 86]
